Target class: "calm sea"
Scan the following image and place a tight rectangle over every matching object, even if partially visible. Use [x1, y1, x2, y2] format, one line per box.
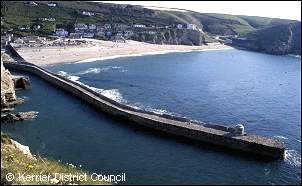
[2, 49, 301, 184]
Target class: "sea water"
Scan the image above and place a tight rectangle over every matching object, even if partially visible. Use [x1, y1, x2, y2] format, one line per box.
[2, 49, 301, 184]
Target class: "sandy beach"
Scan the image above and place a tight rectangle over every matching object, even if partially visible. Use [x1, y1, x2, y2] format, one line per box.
[15, 39, 232, 66]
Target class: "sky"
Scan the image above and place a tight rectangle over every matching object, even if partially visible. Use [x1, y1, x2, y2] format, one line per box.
[100, 1, 301, 21]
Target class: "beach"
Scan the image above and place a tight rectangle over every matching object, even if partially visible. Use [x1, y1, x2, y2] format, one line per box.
[15, 39, 232, 66]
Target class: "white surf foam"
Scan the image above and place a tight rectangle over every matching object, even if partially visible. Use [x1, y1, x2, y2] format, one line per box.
[57, 70, 125, 103]
[76, 68, 102, 75]
[57, 71, 80, 81]
[74, 48, 232, 64]
[284, 150, 301, 167]
[128, 102, 177, 116]
[274, 135, 289, 140]
[75, 66, 126, 75]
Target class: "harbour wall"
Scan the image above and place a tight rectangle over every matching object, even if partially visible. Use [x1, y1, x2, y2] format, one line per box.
[4, 61, 285, 160]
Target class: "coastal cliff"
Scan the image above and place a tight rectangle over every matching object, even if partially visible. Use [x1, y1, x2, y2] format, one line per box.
[131, 29, 206, 45]
[1, 56, 17, 107]
[231, 22, 301, 55]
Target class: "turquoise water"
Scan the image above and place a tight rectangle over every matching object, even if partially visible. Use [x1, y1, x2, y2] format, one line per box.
[2, 49, 301, 184]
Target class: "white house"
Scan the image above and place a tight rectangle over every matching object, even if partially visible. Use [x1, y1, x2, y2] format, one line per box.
[83, 33, 94, 38]
[33, 25, 41, 30]
[82, 11, 95, 16]
[55, 28, 69, 37]
[88, 24, 96, 30]
[123, 30, 134, 37]
[47, 2, 57, 7]
[75, 23, 88, 30]
[29, 1, 38, 6]
[104, 24, 111, 30]
[177, 24, 183, 29]
[69, 33, 83, 39]
[187, 24, 197, 30]
[133, 24, 146, 28]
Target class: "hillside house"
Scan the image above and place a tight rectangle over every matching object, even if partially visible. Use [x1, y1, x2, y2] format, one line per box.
[123, 30, 134, 37]
[33, 25, 41, 31]
[40, 17, 56, 22]
[104, 24, 112, 30]
[75, 23, 88, 31]
[82, 11, 95, 16]
[29, 1, 38, 6]
[187, 24, 197, 30]
[47, 2, 57, 7]
[133, 24, 146, 28]
[88, 24, 96, 30]
[69, 33, 83, 39]
[96, 31, 105, 37]
[55, 28, 69, 37]
[83, 33, 94, 38]
[177, 24, 183, 29]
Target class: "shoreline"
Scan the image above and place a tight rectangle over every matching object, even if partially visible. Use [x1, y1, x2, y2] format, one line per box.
[14, 40, 232, 66]
[74, 47, 233, 65]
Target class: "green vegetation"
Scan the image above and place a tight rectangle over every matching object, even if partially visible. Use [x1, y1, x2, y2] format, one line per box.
[1, 133, 110, 185]
[1, 1, 297, 37]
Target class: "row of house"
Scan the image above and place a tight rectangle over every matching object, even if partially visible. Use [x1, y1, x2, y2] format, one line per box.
[27, 2, 57, 7]
[55, 22, 201, 39]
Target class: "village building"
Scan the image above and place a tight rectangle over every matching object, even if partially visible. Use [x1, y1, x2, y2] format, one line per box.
[123, 30, 134, 37]
[177, 24, 183, 29]
[133, 24, 146, 28]
[83, 33, 94, 38]
[82, 11, 95, 16]
[40, 17, 56, 22]
[33, 25, 41, 31]
[29, 1, 38, 6]
[55, 28, 69, 37]
[187, 24, 197, 30]
[75, 23, 88, 31]
[104, 24, 112, 30]
[69, 33, 83, 39]
[47, 2, 57, 7]
[88, 24, 97, 30]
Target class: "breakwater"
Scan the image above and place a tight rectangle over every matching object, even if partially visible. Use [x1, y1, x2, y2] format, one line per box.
[3, 60, 285, 160]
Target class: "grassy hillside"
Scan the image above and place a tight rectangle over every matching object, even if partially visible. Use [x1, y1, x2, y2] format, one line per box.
[1, 1, 296, 36]
[232, 21, 301, 55]
[1, 133, 110, 185]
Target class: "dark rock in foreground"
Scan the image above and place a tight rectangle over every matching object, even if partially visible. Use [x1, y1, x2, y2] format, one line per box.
[1, 111, 38, 123]
[13, 75, 31, 90]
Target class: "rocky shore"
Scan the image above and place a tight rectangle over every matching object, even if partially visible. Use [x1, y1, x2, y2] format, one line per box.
[1, 52, 36, 123]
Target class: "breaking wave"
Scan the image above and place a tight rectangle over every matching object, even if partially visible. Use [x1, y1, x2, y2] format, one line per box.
[75, 66, 126, 75]
[285, 150, 301, 167]
[128, 102, 179, 117]
[57, 70, 182, 117]
[57, 71, 125, 103]
[76, 68, 102, 75]
[274, 135, 289, 140]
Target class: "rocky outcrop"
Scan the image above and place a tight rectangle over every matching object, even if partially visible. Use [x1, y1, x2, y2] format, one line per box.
[13, 75, 31, 90]
[1, 52, 35, 124]
[1, 59, 17, 108]
[131, 29, 206, 46]
[1, 111, 38, 123]
[231, 22, 301, 55]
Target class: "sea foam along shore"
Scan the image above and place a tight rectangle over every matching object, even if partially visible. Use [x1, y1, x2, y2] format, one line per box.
[75, 47, 233, 64]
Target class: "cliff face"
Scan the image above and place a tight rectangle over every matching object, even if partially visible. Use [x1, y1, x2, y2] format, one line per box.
[1, 58, 16, 107]
[131, 29, 206, 45]
[231, 22, 301, 55]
